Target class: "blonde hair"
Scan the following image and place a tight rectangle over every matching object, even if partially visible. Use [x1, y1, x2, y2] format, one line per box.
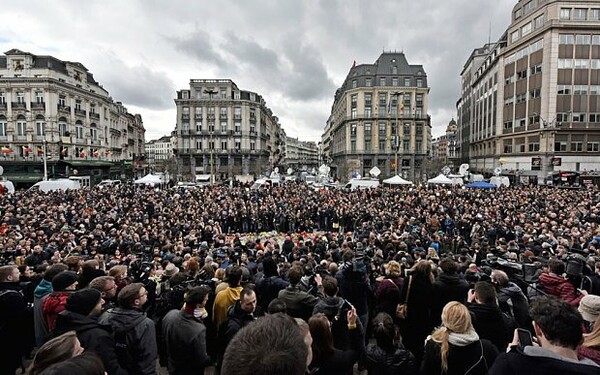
[431, 302, 474, 372]
[583, 318, 600, 348]
[385, 261, 401, 278]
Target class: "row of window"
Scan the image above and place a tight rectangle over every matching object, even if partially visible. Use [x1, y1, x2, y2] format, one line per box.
[558, 58, 600, 69]
[505, 40, 543, 65]
[504, 142, 599, 153]
[180, 88, 235, 100]
[560, 8, 600, 21]
[559, 34, 600, 45]
[351, 77, 424, 89]
[0, 93, 98, 113]
[181, 139, 254, 151]
[181, 123, 256, 133]
[503, 111, 600, 129]
[181, 106, 249, 117]
[511, 15, 545, 43]
[349, 140, 423, 152]
[0, 122, 97, 140]
[557, 85, 600, 95]
[349, 123, 424, 136]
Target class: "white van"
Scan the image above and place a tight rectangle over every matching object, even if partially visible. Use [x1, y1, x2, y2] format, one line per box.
[28, 179, 81, 193]
[0, 179, 15, 194]
[69, 176, 92, 188]
[344, 178, 380, 191]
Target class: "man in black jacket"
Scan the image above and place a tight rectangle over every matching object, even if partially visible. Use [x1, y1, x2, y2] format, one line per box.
[468, 281, 512, 352]
[313, 275, 354, 350]
[53, 288, 127, 375]
[0, 265, 32, 375]
[218, 286, 257, 365]
[431, 257, 469, 326]
[490, 296, 599, 375]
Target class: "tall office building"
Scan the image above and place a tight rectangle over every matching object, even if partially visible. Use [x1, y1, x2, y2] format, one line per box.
[458, 0, 600, 183]
[322, 52, 431, 181]
[174, 79, 284, 181]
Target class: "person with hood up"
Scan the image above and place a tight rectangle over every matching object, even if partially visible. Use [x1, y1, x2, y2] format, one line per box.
[33, 263, 68, 346]
[100, 282, 157, 375]
[53, 288, 127, 375]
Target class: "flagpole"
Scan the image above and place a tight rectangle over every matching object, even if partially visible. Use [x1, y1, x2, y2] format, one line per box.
[43, 140, 48, 181]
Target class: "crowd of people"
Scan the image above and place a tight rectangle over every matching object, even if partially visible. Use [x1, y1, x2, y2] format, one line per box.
[0, 181, 599, 374]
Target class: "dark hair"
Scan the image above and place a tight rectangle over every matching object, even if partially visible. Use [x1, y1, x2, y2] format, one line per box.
[372, 312, 396, 352]
[548, 258, 565, 275]
[473, 281, 496, 304]
[185, 285, 211, 306]
[288, 266, 303, 285]
[267, 298, 287, 314]
[222, 313, 308, 375]
[228, 266, 243, 287]
[439, 258, 458, 274]
[530, 296, 583, 350]
[117, 282, 144, 308]
[28, 331, 79, 375]
[321, 276, 338, 297]
[38, 352, 105, 375]
[240, 286, 255, 302]
[308, 313, 334, 363]
[262, 256, 278, 278]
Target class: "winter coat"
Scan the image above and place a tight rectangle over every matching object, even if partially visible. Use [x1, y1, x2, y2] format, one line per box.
[33, 279, 53, 346]
[578, 345, 600, 365]
[538, 273, 584, 306]
[399, 274, 434, 363]
[0, 282, 33, 375]
[468, 302, 511, 352]
[213, 286, 242, 327]
[490, 345, 599, 375]
[363, 343, 417, 375]
[100, 307, 158, 375]
[431, 272, 469, 326]
[220, 301, 255, 348]
[497, 282, 531, 329]
[313, 296, 352, 350]
[278, 285, 322, 321]
[374, 277, 403, 319]
[42, 291, 71, 332]
[309, 323, 364, 375]
[162, 309, 211, 375]
[336, 266, 372, 318]
[255, 275, 289, 310]
[421, 337, 498, 375]
[53, 310, 127, 375]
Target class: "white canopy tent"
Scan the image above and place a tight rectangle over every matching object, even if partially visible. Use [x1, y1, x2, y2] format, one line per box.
[427, 174, 453, 185]
[133, 174, 164, 186]
[382, 175, 413, 185]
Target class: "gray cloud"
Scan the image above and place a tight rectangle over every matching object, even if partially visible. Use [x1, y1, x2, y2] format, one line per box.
[92, 54, 175, 110]
[169, 30, 229, 68]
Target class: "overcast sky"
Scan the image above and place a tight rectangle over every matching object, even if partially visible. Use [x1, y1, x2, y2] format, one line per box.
[1, 0, 515, 142]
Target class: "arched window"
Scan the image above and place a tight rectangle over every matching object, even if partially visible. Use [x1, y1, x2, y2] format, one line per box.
[35, 115, 45, 136]
[16, 115, 27, 136]
[58, 117, 68, 136]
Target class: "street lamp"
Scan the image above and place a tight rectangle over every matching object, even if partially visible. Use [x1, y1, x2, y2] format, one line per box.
[204, 88, 217, 184]
[533, 112, 565, 181]
[43, 139, 48, 181]
[391, 91, 403, 176]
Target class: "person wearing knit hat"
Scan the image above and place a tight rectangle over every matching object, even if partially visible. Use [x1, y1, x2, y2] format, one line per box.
[51, 271, 78, 292]
[579, 294, 600, 332]
[42, 271, 79, 332]
[54, 289, 128, 375]
[65, 289, 103, 317]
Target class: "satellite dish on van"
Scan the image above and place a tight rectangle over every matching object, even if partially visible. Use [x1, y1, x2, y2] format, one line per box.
[494, 167, 502, 176]
[369, 166, 381, 178]
[458, 164, 470, 176]
[0, 166, 3, 176]
[442, 166, 451, 176]
[274, 167, 279, 174]
[287, 168, 293, 175]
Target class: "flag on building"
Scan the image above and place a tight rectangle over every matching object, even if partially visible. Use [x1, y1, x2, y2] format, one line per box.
[60, 147, 67, 156]
[104, 151, 111, 156]
[22, 146, 32, 153]
[93, 149, 99, 157]
[1, 146, 11, 154]
[79, 150, 86, 158]
[36, 146, 44, 155]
